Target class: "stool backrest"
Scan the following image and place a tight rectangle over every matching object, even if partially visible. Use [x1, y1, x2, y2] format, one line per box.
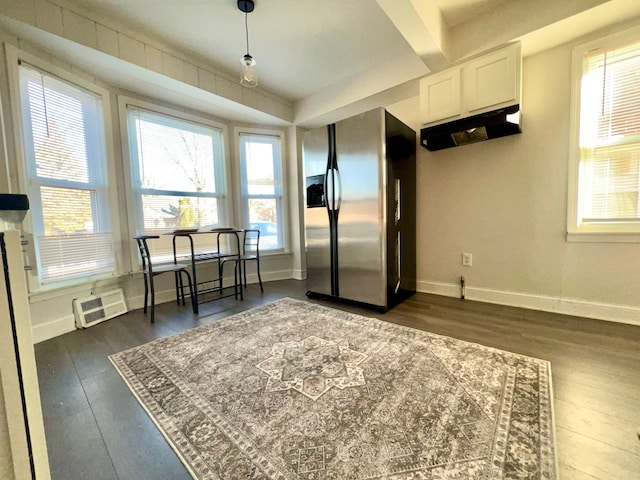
[243, 229, 260, 257]
[133, 235, 160, 274]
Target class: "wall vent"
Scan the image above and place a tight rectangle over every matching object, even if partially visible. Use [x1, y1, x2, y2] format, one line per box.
[73, 289, 127, 328]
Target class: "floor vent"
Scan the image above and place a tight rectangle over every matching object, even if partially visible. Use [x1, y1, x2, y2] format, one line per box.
[73, 289, 127, 328]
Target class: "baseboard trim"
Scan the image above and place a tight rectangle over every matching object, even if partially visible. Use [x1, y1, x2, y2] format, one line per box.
[32, 315, 76, 344]
[249, 269, 293, 283]
[417, 280, 640, 326]
[417, 280, 460, 298]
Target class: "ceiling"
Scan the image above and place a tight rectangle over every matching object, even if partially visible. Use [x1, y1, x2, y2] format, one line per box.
[63, 0, 423, 101]
[2, 0, 640, 126]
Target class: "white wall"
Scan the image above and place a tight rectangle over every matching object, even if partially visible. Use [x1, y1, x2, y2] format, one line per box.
[408, 26, 640, 324]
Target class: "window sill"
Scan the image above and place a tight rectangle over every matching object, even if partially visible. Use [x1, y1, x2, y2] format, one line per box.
[566, 232, 640, 243]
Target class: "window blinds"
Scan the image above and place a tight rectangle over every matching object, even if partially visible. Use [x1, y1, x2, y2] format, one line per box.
[38, 233, 115, 280]
[580, 41, 640, 222]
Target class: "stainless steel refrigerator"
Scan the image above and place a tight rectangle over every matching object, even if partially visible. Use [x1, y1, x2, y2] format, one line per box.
[303, 107, 416, 310]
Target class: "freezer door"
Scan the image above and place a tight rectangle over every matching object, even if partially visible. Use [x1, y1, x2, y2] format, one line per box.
[335, 108, 386, 306]
[303, 126, 332, 296]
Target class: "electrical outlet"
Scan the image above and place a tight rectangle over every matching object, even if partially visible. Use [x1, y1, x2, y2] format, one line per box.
[462, 253, 472, 267]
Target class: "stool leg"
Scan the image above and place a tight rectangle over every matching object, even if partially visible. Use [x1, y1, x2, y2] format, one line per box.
[150, 274, 156, 323]
[181, 270, 188, 305]
[238, 260, 243, 300]
[233, 261, 239, 299]
[174, 271, 180, 305]
[256, 259, 264, 293]
[183, 270, 196, 314]
[243, 259, 247, 288]
[177, 271, 185, 305]
[143, 273, 149, 313]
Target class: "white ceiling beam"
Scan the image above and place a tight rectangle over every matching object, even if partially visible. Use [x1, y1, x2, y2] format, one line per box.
[448, 0, 612, 62]
[294, 51, 427, 127]
[375, 0, 451, 73]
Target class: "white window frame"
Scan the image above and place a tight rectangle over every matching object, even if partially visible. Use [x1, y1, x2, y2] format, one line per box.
[119, 96, 232, 264]
[567, 26, 640, 243]
[6, 46, 121, 291]
[234, 127, 288, 253]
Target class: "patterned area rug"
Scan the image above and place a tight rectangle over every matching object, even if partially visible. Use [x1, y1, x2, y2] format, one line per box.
[110, 298, 557, 479]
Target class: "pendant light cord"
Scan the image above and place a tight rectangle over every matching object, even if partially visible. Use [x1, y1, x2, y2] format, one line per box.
[238, 0, 257, 87]
[245, 10, 250, 56]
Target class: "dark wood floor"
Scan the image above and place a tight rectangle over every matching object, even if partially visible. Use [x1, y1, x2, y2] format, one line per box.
[35, 279, 640, 479]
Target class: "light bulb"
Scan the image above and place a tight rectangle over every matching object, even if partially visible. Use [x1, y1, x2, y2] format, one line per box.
[240, 54, 257, 87]
[243, 64, 254, 81]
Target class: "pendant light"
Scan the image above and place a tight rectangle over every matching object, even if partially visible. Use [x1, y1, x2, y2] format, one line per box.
[238, 0, 257, 88]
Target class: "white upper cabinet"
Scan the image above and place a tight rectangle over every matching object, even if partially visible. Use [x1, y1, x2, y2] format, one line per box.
[419, 68, 461, 124]
[463, 44, 520, 112]
[420, 43, 521, 126]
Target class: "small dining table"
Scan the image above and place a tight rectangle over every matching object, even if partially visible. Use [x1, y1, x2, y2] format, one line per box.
[166, 228, 244, 312]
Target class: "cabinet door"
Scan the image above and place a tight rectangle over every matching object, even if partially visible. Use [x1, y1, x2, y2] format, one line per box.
[463, 43, 520, 112]
[420, 68, 461, 124]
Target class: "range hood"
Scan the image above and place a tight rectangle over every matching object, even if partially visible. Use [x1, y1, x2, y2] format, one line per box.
[420, 104, 521, 151]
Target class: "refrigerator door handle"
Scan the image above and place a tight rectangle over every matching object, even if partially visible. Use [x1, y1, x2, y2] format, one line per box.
[333, 167, 342, 212]
[322, 153, 333, 212]
[326, 123, 335, 212]
[324, 164, 332, 212]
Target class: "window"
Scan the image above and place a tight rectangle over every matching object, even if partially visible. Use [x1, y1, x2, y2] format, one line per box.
[569, 28, 640, 238]
[238, 131, 285, 250]
[18, 63, 114, 283]
[125, 105, 227, 258]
